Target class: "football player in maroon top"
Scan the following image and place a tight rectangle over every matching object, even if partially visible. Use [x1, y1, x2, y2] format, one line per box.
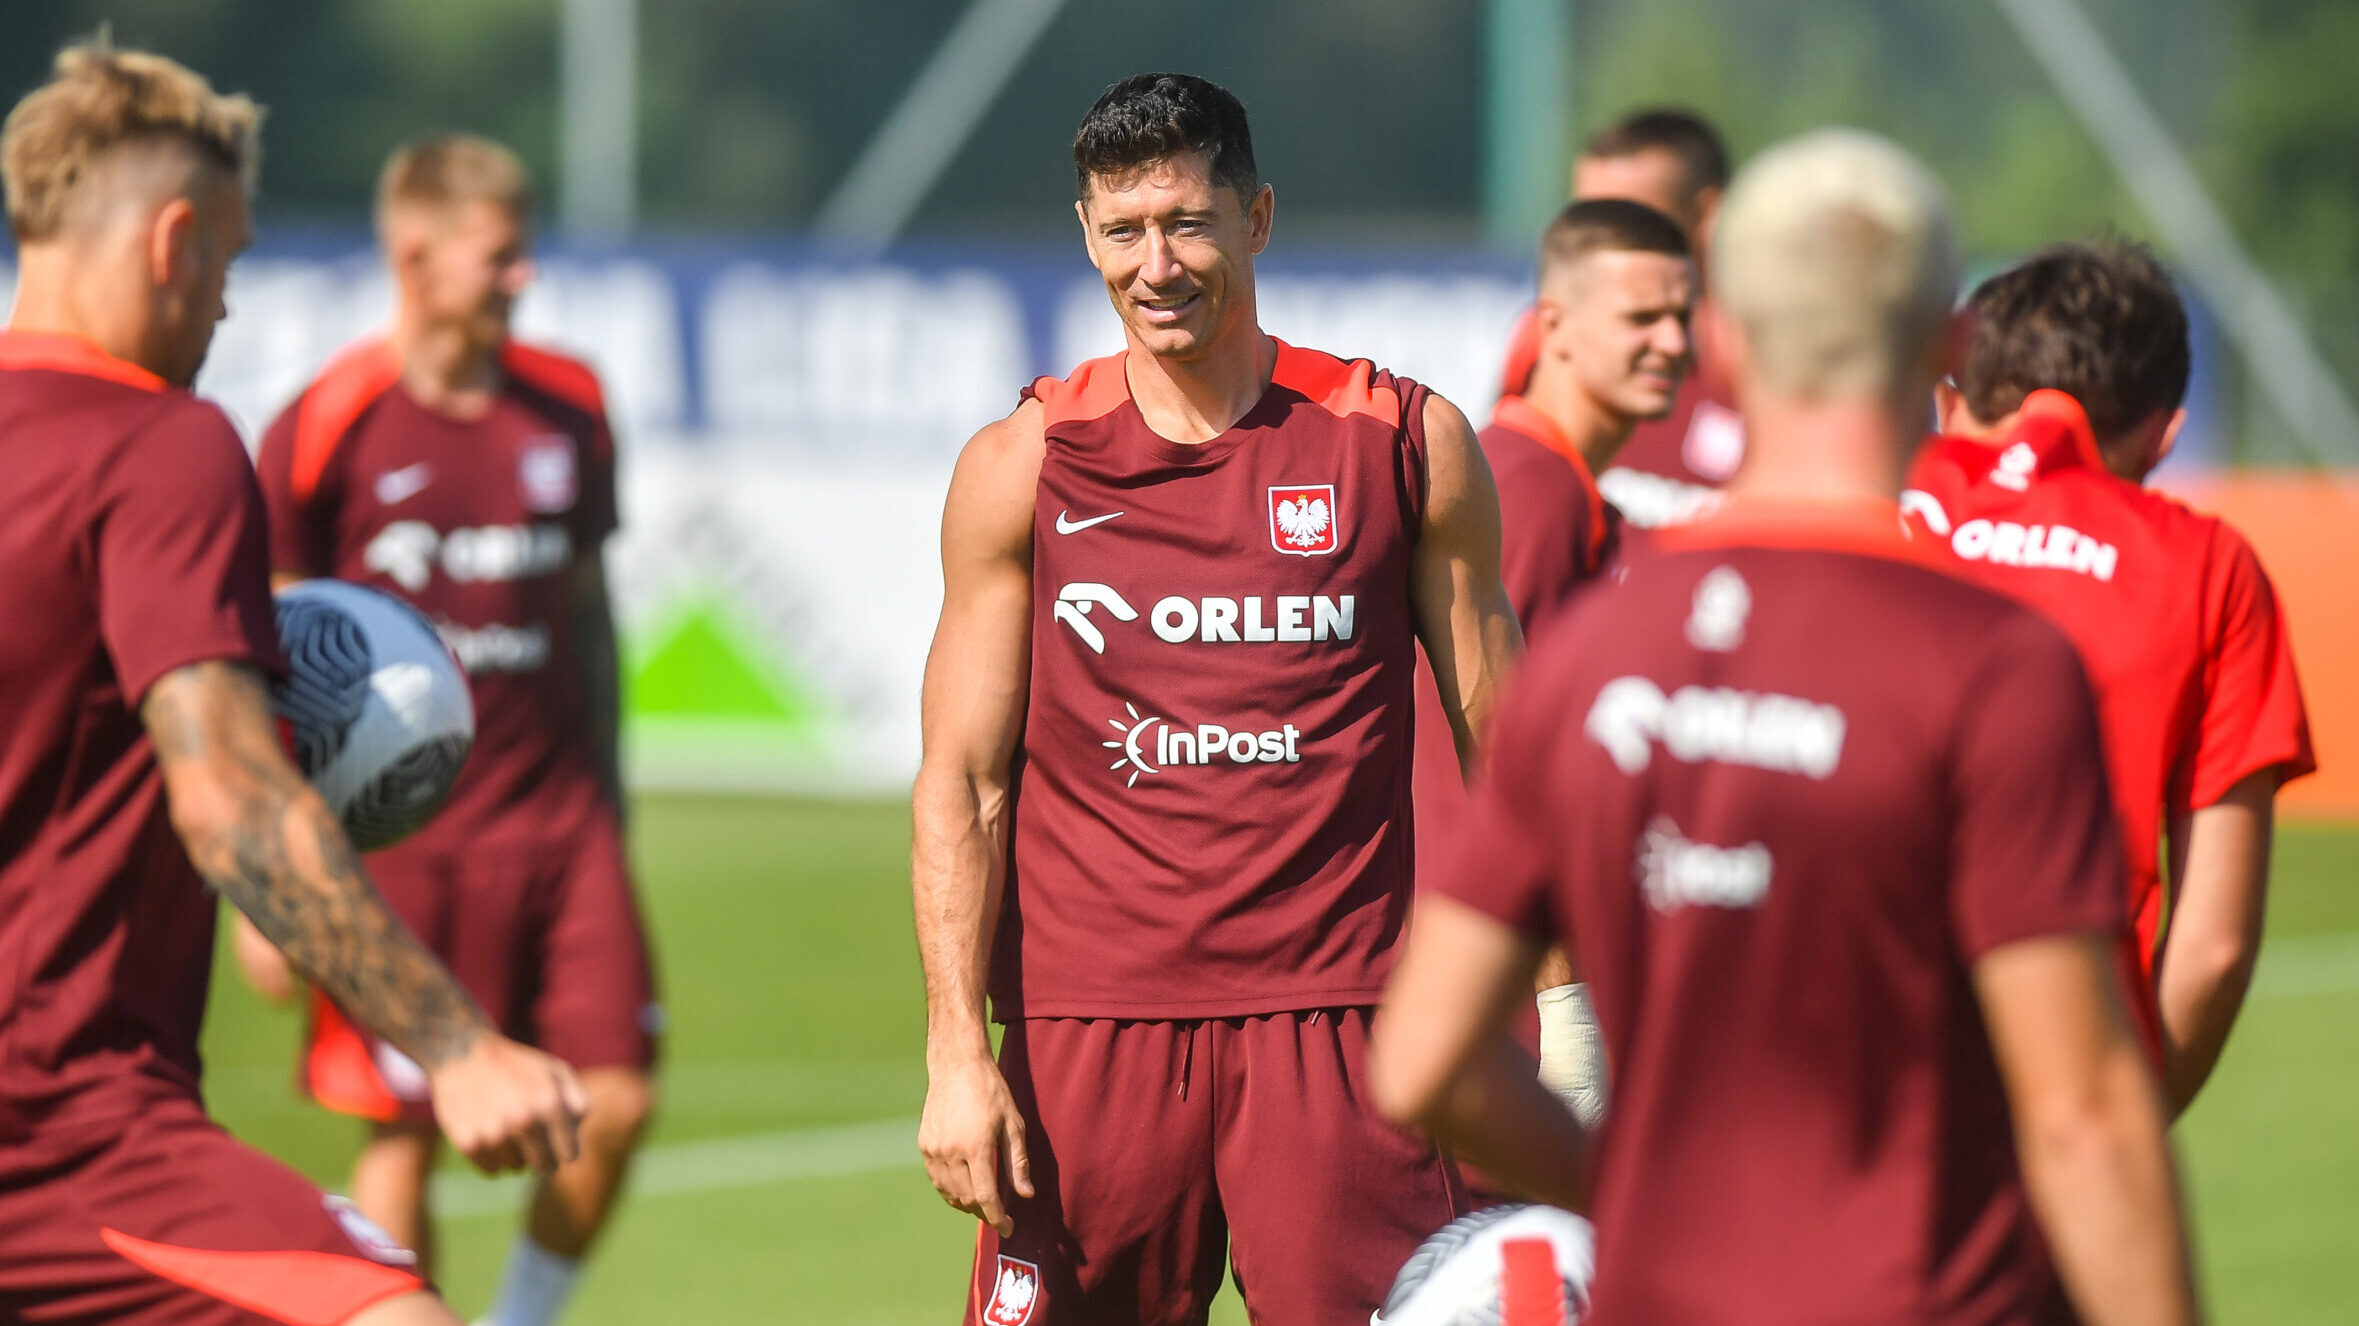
[1909, 240, 2314, 1114]
[1499, 110, 1741, 531]
[0, 44, 582, 1326]
[241, 136, 655, 1326]
[1373, 131, 2198, 1326]
[1411, 197, 1695, 1157]
[914, 74, 1518, 1324]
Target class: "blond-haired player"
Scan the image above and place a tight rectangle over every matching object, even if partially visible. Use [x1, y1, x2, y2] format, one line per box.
[1376, 130, 2198, 1325]
[243, 133, 656, 1326]
[0, 42, 582, 1326]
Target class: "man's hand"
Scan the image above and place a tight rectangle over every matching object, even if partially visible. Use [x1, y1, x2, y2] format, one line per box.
[430, 1036, 589, 1174]
[231, 909, 301, 1004]
[919, 1051, 1034, 1236]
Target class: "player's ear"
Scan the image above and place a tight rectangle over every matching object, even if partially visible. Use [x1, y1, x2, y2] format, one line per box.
[1689, 185, 1722, 252]
[148, 195, 198, 290]
[1073, 197, 1098, 265]
[2152, 407, 2188, 471]
[1932, 380, 1972, 435]
[1246, 183, 1274, 255]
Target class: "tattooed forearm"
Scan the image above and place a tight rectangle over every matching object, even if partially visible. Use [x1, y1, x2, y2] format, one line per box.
[145, 662, 491, 1070]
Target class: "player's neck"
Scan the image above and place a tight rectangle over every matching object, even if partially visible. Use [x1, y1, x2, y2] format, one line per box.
[1122, 327, 1278, 445]
[1726, 392, 1909, 505]
[6, 249, 168, 378]
[1521, 362, 1636, 473]
[391, 312, 503, 418]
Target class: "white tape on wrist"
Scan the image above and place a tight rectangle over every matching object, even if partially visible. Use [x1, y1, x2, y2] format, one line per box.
[1536, 982, 1608, 1130]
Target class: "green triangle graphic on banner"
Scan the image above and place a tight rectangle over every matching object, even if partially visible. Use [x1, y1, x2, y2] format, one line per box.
[627, 596, 822, 727]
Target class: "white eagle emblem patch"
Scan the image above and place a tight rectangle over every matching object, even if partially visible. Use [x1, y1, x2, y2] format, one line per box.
[983, 1255, 1041, 1325]
[518, 436, 579, 513]
[1268, 483, 1339, 557]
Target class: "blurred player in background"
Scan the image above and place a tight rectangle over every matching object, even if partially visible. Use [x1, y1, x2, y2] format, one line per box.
[1410, 197, 1694, 1152]
[1500, 108, 1739, 530]
[914, 72, 1518, 1325]
[0, 42, 582, 1326]
[1907, 238, 2315, 1114]
[243, 134, 655, 1326]
[1373, 130, 2198, 1326]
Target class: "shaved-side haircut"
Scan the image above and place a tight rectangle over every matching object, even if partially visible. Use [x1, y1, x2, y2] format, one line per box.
[1, 40, 259, 242]
[1538, 198, 1692, 289]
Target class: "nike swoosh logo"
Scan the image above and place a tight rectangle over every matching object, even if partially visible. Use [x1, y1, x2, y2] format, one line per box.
[375, 463, 433, 505]
[1054, 510, 1124, 535]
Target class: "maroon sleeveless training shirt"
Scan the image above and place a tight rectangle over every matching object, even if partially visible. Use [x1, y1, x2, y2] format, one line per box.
[993, 341, 1432, 1019]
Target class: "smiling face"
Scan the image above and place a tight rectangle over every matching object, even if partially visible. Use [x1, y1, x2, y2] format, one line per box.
[1077, 149, 1271, 363]
[1539, 248, 1696, 421]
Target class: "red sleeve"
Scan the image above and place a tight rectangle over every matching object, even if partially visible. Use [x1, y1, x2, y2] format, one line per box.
[2185, 526, 2315, 808]
[1428, 656, 1566, 939]
[93, 400, 286, 703]
[575, 410, 620, 545]
[1947, 609, 2127, 959]
[252, 396, 333, 577]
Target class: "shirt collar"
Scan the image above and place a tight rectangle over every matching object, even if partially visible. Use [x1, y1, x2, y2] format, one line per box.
[0, 330, 167, 392]
[1490, 394, 1598, 486]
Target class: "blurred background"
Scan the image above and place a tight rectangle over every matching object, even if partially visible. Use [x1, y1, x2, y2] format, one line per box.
[4, 2, 2354, 1321]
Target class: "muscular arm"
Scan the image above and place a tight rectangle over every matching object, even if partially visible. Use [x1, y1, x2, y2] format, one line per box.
[1976, 933, 2199, 1326]
[1411, 394, 1522, 779]
[913, 405, 1044, 1236]
[148, 660, 583, 1171]
[150, 661, 490, 1066]
[2157, 768, 2279, 1117]
[573, 554, 627, 817]
[1371, 895, 1592, 1209]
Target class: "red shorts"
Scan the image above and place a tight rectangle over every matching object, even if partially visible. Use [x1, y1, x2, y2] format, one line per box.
[304, 813, 658, 1125]
[965, 1009, 1466, 1326]
[0, 1094, 424, 1324]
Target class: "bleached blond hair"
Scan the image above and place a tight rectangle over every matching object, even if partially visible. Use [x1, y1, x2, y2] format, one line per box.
[1711, 129, 1958, 404]
[1, 41, 260, 242]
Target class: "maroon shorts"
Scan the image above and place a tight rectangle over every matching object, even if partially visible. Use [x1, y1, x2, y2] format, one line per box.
[304, 813, 658, 1124]
[0, 1094, 424, 1323]
[965, 1009, 1466, 1326]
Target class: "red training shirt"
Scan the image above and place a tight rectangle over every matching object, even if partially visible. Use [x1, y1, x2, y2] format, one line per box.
[1434, 499, 2126, 1326]
[0, 332, 285, 1139]
[1903, 391, 2315, 980]
[998, 343, 1429, 1018]
[254, 339, 621, 853]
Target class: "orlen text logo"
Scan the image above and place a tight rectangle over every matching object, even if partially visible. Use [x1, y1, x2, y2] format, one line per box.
[1102, 701, 1303, 788]
[1584, 676, 1846, 779]
[364, 520, 572, 593]
[1055, 583, 1356, 654]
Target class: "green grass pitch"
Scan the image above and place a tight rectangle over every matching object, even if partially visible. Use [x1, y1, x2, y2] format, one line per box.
[199, 798, 2359, 1323]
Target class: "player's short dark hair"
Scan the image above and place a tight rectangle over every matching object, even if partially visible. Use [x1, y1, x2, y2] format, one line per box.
[1958, 238, 2191, 448]
[1539, 198, 1692, 283]
[1582, 108, 1731, 202]
[1073, 73, 1257, 204]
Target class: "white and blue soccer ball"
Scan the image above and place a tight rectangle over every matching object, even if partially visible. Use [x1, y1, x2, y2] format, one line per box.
[269, 579, 474, 852]
[1375, 1204, 1595, 1326]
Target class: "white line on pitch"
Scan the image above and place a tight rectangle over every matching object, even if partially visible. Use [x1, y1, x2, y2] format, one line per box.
[432, 1116, 919, 1219]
